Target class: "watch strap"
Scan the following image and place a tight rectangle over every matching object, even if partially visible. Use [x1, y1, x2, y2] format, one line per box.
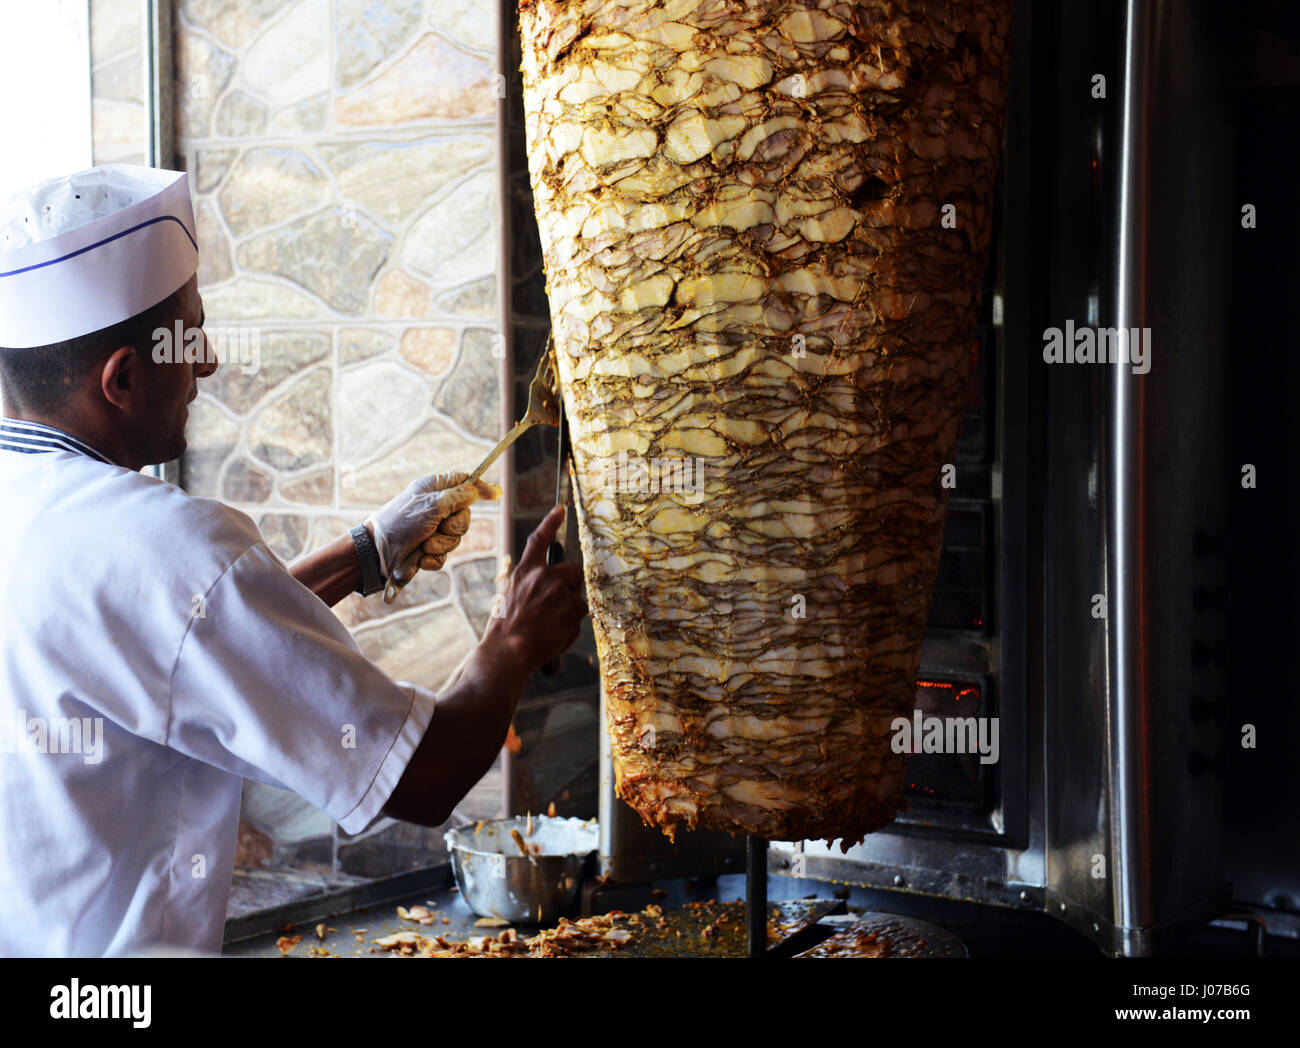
[350, 524, 386, 597]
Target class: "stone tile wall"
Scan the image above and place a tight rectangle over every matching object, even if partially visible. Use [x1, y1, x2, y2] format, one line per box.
[89, 0, 511, 906]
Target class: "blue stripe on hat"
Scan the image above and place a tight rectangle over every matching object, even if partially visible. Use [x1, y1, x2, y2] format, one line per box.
[0, 215, 198, 279]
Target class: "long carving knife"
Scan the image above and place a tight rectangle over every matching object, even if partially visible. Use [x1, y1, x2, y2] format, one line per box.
[541, 395, 570, 677]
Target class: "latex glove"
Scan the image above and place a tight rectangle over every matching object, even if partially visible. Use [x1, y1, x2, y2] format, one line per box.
[365, 472, 501, 586]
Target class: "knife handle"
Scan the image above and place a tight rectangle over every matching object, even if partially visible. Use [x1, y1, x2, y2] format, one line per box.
[383, 548, 422, 604]
[541, 541, 566, 676]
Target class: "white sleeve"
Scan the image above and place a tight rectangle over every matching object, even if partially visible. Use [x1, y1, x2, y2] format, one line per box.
[165, 542, 436, 835]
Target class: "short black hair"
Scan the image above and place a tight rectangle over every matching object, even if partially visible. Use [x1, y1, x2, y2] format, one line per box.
[0, 287, 185, 413]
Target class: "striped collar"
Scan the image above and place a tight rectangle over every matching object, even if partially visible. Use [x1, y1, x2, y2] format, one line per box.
[0, 418, 114, 464]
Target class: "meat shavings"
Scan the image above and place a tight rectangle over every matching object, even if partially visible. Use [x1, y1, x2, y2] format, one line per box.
[795, 919, 932, 958]
[374, 931, 423, 948]
[398, 905, 436, 925]
[347, 899, 849, 959]
[798, 927, 891, 958]
[368, 908, 645, 958]
[524, 912, 636, 958]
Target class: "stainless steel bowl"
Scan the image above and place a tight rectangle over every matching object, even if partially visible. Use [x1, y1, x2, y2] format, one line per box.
[444, 816, 598, 924]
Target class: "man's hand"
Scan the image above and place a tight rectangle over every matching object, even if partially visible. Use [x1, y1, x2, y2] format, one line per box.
[366, 471, 500, 584]
[382, 504, 589, 827]
[485, 505, 588, 672]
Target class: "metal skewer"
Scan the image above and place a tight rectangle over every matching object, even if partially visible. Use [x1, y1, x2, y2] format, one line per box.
[541, 394, 570, 677]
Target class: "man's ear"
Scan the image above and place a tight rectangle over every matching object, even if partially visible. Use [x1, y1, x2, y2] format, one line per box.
[99, 345, 141, 412]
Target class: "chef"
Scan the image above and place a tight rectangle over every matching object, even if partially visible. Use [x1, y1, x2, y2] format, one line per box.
[0, 165, 587, 957]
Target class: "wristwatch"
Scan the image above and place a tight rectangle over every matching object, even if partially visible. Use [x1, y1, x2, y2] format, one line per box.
[349, 524, 386, 597]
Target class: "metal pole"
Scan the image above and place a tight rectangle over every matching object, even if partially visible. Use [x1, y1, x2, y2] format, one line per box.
[144, 0, 173, 171]
[145, 0, 179, 486]
[1109, 0, 1154, 953]
[746, 837, 767, 958]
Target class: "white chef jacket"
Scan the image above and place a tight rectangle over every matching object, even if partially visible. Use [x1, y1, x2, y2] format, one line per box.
[0, 419, 437, 957]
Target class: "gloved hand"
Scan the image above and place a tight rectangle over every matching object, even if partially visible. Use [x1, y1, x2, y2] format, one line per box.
[365, 471, 501, 588]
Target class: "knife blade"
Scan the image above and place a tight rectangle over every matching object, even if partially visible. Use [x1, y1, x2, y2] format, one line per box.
[542, 397, 569, 677]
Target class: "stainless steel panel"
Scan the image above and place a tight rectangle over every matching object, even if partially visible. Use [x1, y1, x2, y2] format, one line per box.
[1044, 0, 1235, 955]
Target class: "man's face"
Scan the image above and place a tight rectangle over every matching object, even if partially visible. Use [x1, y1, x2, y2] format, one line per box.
[138, 275, 214, 465]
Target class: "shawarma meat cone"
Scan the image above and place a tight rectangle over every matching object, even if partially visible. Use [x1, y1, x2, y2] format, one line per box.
[520, 0, 1011, 844]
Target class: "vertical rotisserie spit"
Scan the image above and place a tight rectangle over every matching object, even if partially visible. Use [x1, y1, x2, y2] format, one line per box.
[520, 0, 1011, 844]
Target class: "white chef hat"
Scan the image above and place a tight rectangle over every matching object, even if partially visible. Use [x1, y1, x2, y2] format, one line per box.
[0, 164, 199, 349]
